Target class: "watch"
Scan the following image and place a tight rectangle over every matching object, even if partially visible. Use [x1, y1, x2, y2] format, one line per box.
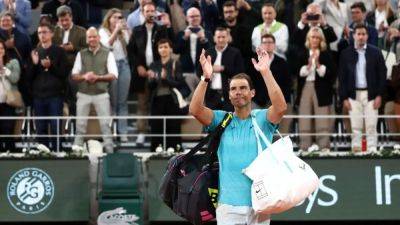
[201, 76, 210, 83]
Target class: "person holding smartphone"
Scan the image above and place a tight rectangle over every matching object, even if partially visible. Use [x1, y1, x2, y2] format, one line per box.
[53, 5, 87, 116]
[175, 7, 211, 94]
[99, 8, 131, 142]
[294, 3, 337, 53]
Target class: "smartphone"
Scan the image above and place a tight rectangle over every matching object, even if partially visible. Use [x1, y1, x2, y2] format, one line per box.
[306, 14, 320, 21]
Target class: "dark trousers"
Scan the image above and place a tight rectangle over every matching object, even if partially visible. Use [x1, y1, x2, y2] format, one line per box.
[33, 97, 63, 150]
[150, 95, 182, 151]
[0, 103, 16, 151]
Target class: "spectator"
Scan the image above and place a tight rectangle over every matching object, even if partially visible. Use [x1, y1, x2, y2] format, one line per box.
[294, 3, 337, 53]
[199, 26, 244, 111]
[222, 1, 254, 67]
[148, 39, 185, 151]
[128, 1, 173, 146]
[338, 2, 378, 52]
[181, 0, 219, 34]
[345, 0, 375, 14]
[42, 0, 87, 28]
[130, 0, 170, 16]
[53, 5, 86, 72]
[0, 11, 31, 105]
[53, 5, 86, 116]
[257, 34, 293, 134]
[28, 23, 68, 150]
[381, 48, 398, 141]
[31, 15, 54, 47]
[275, 0, 311, 34]
[389, 64, 400, 140]
[71, 27, 118, 153]
[339, 24, 387, 152]
[0, 11, 31, 67]
[251, 3, 289, 59]
[0, 0, 31, 35]
[387, 1, 400, 61]
[315, 0, 348, 61]
[174, 7, 210, 93]
[0, 40, 20, 152]
[127, 0, 171, 30]
[297, 27, 335, 152]
[366, 0, 395, 49]
[234, 0, 262, 29]
[99, 8, 131, 142]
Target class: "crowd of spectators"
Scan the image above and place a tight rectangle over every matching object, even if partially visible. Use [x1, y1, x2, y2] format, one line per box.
[0, 0, 400, 153]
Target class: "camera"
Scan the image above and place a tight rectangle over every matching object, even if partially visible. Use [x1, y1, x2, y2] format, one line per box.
[150, 14, 162, 21]
[189, 27, 201, 33]
[306, 14, 320, 21]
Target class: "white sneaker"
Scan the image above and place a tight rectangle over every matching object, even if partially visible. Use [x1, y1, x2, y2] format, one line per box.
[120, 134, 128, 142]
[136, 133, 145, 145]
[321, 148, 330, 153]
[307, 144, 319, 152]
[368, 147, 378, 153]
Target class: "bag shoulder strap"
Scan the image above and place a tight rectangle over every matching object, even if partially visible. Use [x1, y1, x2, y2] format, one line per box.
[183, 113, 233, 161]
[251, 111, 271, 154]
[250, 110, 282, 154]
[205, 113, 233, 164]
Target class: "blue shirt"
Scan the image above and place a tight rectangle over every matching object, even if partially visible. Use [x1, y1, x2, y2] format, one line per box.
[205, 109, 277, 206]
[355, 44, 367, 89]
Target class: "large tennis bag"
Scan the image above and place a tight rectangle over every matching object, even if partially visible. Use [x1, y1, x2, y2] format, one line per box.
[159, 113, 233, 225]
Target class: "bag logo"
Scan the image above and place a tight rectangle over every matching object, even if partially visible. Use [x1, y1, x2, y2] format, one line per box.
[7, 168, 55, 214]
[254, 181, 268, 200]
[208, 188, 218, 208]
[98, 207, 140, 225]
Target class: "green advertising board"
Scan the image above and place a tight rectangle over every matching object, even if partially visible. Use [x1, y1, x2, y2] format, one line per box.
[0, 158, 90, 222]
[146, 157, 400, 221]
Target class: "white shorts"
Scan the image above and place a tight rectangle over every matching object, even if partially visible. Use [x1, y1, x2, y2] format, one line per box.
[216, 204, 271, 225]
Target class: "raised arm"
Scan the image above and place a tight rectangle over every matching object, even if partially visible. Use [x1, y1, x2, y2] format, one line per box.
[252, 48, 287, 124]
[189, 49, 214, 126]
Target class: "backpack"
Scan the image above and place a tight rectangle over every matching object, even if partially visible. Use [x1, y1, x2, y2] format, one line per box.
[159, 113, 233, 225]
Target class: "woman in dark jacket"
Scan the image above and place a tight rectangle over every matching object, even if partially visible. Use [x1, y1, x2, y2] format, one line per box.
[148, 38, 186, 152]
[297, 27, 336, 152]
[0, 40, 21, 152]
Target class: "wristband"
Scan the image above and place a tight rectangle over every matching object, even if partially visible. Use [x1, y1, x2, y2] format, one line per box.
[201, 75, 210, 83]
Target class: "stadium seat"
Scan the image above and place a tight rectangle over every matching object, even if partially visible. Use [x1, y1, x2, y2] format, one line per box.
[98, 153, 144, 224]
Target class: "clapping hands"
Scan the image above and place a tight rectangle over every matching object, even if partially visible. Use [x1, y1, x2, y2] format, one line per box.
[84, 71, 98, 83]
[199, 49, 213, 80]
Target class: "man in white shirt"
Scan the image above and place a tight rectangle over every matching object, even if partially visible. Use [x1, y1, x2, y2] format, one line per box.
[127, 0, 171, 29]
[71, 27, 118, 153]
[175, 7, 210, 93]
[53, 5, 86, 71]
[200, 27, 244, 110]
[251, 3, 288, 59]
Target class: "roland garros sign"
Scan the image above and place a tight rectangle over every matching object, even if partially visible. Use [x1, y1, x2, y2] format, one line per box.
[7, 168, 55, 214]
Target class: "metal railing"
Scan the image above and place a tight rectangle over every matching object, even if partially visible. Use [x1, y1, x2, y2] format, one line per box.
[0, 114, 399, 152]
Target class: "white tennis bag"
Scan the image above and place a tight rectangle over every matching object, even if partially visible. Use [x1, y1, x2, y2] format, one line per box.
[243, 115, 319, 215]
